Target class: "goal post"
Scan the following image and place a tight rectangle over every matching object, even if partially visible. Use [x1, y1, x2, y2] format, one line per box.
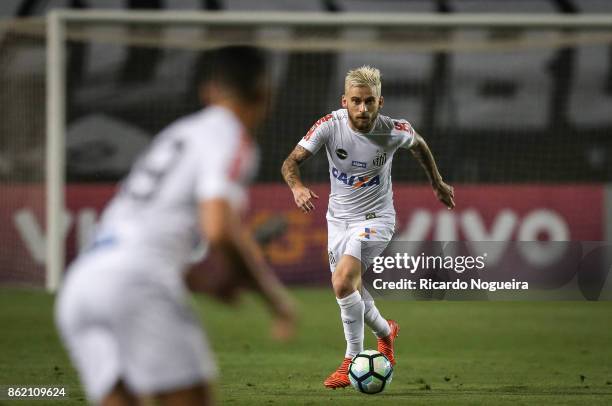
[46, 9, 612, 28]
[44, 9, 612, 292]
[46, 11, 66, 292]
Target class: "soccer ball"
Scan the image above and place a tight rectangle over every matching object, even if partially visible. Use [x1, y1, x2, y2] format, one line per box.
[348, 350, 393, 394]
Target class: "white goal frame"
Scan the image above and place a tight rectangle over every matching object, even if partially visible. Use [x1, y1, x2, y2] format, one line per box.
[46, 9, 612, 292]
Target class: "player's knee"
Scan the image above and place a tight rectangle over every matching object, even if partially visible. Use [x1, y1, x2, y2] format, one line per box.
[101, 381, 138, 406]
[332, 268, 357, 298]
[332, 280, 354, 298]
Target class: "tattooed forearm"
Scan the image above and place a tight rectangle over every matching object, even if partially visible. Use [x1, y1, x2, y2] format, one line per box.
[410, 134, 443, 186]
[281, 145, 312, 189]
[281, 159, 301, 188]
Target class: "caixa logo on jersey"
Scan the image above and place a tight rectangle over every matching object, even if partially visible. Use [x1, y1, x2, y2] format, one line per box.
[332, 167, 380, 188]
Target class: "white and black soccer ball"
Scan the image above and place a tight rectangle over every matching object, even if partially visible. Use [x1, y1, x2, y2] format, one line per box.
[348, 350, 393, 394]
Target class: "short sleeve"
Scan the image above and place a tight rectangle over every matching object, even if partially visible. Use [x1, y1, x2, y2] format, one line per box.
[298, 113, 333, 154]
[195, 131, 257, 210]
[394, 119, 417, 150]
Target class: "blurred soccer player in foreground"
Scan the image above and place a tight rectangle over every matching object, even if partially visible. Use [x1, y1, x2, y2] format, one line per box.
[281, 66, 454, 388]
[56, 46, 296, 406]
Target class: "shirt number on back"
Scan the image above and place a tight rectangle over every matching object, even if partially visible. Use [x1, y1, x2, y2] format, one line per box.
[121, 138, 184, 202]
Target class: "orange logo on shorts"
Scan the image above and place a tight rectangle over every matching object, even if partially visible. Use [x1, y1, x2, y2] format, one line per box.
[359, 228, 377, 239]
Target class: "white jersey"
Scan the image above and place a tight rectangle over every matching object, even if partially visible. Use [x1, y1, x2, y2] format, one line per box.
[91, 105, 258, 272]
[298, 108, 415, 221]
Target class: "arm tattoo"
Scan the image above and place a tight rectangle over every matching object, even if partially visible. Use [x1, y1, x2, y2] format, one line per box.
[281, 145, 312, 189]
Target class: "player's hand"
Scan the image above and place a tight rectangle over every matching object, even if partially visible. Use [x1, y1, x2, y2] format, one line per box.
[291, 185, 319, 213]
[185, 264, 242, 305]
[270, 295, 298, 342]
[434, 181, 455, 210]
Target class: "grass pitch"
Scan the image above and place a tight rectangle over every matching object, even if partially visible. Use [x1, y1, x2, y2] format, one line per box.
[1, 288, 611, 405]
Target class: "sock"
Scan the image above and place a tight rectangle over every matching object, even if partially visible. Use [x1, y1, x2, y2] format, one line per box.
[336, 290, 364, 358]
[363, 299, 391, 338]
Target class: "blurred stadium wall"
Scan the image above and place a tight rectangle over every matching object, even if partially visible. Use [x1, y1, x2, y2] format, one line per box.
[1, 0, 612, 287]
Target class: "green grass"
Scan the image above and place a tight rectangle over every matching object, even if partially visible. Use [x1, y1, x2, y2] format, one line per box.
[1, 288, 611, 405]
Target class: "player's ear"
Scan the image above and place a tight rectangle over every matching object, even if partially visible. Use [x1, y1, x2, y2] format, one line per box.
[378, 95, 384, 109]
[199, 82, 218, 106]
[199, 84, 210, 105]
[341, 95, 347, 108]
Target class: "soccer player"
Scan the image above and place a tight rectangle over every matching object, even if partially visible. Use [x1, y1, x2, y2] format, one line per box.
[55, 46, 296, 406]
[281, 66, 454, 388]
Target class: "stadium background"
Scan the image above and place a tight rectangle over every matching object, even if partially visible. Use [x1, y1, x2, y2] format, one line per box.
[1, 2, 612, 405]
[0, 0, 611, 287]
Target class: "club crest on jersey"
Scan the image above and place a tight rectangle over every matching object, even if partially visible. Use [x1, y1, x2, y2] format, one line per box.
[335, 148, 348, 160]
[373, 152, 387, 167]
[331, 167, 380, 188]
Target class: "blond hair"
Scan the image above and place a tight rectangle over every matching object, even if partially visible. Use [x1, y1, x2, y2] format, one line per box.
[344, 65, 381, 96]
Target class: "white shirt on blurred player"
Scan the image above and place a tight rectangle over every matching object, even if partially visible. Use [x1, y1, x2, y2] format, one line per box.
[95, 105, 258, 270]
[298, 108, 415, 222]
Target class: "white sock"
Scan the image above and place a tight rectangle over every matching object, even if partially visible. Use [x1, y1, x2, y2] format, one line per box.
[363, 300, 391, 338]
[336, 290, 364, 358]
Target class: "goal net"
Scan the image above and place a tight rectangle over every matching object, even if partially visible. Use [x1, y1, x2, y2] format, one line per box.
[0, 17, 46, 287]
[1, 11, 611, 290]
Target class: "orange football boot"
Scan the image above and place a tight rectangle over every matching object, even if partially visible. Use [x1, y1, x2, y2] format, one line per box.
[377, 319, 400, 366]
[323, 357, 352, 389]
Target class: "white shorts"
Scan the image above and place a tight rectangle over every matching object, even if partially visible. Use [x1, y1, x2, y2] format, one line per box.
[327, 217, 395, 272]
[55, 247, 217, 403]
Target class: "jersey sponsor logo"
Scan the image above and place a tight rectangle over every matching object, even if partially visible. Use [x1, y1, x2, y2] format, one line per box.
[373, 152, 387, 167]
[351, 160, 366, 168]
[85, 234, 118, 253]
[393, 120, 413, 133]
[335, 148, 348, 160]
[303, 113, 333, 141]
[331, 167, 381, 189]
